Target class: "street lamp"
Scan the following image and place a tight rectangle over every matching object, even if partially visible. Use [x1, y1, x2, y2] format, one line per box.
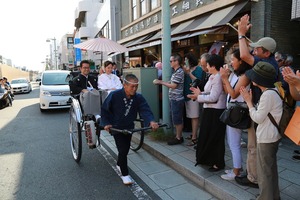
[46, 37, 58, 70]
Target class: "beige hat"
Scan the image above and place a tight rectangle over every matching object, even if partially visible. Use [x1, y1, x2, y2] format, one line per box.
[250, 37, 276, 53]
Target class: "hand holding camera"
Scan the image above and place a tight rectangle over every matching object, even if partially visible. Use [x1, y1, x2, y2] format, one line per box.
[190, 79, 201, 88]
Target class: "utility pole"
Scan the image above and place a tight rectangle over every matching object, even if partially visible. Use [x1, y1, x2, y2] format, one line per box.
[162, 0, 171, 127]
[46, 37, 58, 70]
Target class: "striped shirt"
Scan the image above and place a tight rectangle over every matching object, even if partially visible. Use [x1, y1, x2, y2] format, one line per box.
[169, 67, 184, 101]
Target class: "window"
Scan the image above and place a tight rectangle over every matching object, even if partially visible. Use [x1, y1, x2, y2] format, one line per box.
[150, 0, 158, 10]
[140, 0, 147, 16]
[67, 37, 73, 44]
[99, 21, 110, 38]
[292, 0, 300, 20]
[42, 73, 69, 85]
[132, 0, 137, 20]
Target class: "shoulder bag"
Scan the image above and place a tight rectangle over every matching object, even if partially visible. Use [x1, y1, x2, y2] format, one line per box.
[219, 79, 251, 129]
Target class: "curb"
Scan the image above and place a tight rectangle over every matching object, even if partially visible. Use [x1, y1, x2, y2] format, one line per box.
[140, 134, 257, 200]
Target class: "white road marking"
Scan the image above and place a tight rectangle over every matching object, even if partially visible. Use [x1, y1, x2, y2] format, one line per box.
[97, 145, 152, 200]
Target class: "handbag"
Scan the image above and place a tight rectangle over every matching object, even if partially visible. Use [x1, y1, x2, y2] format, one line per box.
[219, 102, 251, 129]
[219, 79, 251, 129]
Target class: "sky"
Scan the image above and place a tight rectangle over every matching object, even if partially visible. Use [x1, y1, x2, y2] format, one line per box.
[0, 0, 79, 71]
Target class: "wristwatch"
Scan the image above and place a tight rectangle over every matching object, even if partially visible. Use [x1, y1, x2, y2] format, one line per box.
[238, 35, 246, 40]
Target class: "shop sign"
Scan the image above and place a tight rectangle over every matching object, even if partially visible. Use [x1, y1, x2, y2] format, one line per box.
[124, 14, 160, 37]
[122, 0, 212, 38]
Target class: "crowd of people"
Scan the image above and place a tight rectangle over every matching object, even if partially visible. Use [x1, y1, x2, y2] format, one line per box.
[68, 14, 300, 199]
[153, 14, 300, 200]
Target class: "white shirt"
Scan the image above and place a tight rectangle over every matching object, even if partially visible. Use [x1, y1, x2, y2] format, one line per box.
[97, 73, 122, 93]
[249, 89, 282, 143]
[227, 73, 250, 103]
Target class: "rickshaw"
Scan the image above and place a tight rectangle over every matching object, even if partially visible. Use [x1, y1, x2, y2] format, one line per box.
[68, 73, 167, 163]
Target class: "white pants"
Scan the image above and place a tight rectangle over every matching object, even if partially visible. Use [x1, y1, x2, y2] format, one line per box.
[226, 125, 243, 169]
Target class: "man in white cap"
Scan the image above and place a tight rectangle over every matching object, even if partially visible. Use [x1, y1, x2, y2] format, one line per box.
[238, 23, 278, 71]
[235, 14, 279, 188]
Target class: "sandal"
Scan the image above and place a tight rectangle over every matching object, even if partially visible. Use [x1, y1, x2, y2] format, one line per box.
[208, 165, 224, 172]
[187, 139, 197, 146]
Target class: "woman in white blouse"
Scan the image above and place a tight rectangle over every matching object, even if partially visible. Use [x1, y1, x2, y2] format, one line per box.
[98, 61, 123, 94]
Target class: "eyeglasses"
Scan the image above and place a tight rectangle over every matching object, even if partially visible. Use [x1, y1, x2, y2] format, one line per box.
[170, 60, 177, 63]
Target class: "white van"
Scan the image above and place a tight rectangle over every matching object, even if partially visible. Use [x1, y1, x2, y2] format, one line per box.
[39, 70, 71, 112]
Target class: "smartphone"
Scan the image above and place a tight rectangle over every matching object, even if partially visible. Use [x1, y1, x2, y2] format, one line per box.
[185, 58, 190, 70]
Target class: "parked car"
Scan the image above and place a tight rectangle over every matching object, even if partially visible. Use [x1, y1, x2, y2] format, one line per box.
[39, 70, 71, 112]
[10, 78, 32, 94]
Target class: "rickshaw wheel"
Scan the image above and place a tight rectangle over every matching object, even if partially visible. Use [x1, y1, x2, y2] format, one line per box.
[69, 105, 82, 163]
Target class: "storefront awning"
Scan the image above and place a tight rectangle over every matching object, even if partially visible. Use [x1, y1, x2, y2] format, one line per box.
[123, 35, 148, 47]
[128, 40, 162, 51]
[172, 0, 248, 35]
[171, 26, 229, 41]
[126, 0, 248, 51]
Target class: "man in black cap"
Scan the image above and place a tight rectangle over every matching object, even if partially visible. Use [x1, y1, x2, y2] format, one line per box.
[235, 14, 279, 188]
[240, 61, 282, 200]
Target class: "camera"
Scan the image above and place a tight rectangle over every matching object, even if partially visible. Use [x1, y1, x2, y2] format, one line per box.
[190, 79, 201, 88]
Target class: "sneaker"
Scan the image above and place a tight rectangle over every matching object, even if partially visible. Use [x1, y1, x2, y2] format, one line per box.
[221, 171, 236, 180]
[121, 175, 133, 185]
[167, 137, 184, 145]
[224, 169, 233, 174]
[225, 168, 244, 174]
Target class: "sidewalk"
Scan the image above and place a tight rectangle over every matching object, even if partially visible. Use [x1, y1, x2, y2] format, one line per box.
[101, 130, 300, 200]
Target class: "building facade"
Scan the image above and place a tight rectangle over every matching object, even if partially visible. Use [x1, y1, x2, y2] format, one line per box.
[70, 0, 123, 70]
[117, 0, 300, 68]
[67, 0, 300, 70]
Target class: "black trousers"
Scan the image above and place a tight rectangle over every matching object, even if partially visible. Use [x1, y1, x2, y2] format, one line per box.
[113, 133, 132, 176]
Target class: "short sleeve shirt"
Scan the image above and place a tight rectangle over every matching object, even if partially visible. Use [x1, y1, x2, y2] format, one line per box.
[183, 66, 204, 101]
[169, 67, 184, 101]
[253, 55, 279, 79]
